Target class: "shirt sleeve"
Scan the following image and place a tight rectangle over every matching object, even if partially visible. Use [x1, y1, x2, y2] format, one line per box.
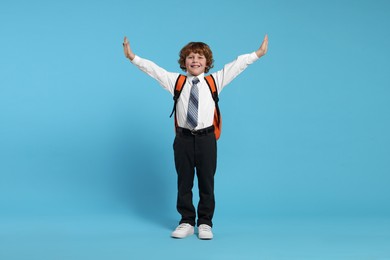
[211, 52, 259, 93]
[131, 55, 180, 95]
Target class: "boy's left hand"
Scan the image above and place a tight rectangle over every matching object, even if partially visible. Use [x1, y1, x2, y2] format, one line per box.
[256, 35, 268, 58]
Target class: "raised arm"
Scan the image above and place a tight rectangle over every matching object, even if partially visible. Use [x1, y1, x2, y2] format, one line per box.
[211, 34, 269, 92]
[255, 35, 268, 58]
[123, 36, 135, 61]
[122, 36, 179, 94]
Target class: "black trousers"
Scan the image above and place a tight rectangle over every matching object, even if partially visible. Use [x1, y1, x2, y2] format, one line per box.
[173, 127, 217, 227]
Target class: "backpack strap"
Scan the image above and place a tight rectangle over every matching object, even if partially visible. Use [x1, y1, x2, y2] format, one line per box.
[204, 74, 222, 140]
[204, 75, 220, 124]
[169, 74, 187, 118]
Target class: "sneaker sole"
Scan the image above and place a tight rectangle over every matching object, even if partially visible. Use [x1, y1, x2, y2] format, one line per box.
[198, 235, 213, 240]
[171, 231, 194, 239]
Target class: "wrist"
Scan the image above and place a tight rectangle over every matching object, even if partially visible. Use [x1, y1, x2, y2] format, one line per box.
[255, 50, 263, 58]
[128, 53, 135, 61]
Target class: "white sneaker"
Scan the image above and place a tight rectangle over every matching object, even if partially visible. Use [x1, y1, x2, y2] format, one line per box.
[171, 223, 194, 239]
[198, 224, 213, 240]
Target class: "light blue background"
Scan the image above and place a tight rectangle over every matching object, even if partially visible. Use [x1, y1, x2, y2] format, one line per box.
[1, 0, 389, 259]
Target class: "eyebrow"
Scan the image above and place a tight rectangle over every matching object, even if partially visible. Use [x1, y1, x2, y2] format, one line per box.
[188, 53, 205, 57]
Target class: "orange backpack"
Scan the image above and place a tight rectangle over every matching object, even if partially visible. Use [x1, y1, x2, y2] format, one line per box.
[169, 74, 222, 140]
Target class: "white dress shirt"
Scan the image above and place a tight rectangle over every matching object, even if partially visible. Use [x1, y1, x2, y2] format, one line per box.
[131, 52, 259, 130]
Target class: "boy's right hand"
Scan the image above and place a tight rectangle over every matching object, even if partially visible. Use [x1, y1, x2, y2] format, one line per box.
[123, 37, 135, 60]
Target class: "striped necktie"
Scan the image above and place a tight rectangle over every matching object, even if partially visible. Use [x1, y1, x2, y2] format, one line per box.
[187, 77, 200, 129]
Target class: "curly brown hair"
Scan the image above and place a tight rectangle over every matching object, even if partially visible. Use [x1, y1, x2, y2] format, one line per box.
[178, 42, 214, 73]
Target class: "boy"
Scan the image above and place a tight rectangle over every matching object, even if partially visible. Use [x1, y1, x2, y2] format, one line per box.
[123, 35, 268, 239]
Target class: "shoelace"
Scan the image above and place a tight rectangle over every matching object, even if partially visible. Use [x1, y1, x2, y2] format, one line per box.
[199, 225, 211, 232]
[176, 224, 191, 230]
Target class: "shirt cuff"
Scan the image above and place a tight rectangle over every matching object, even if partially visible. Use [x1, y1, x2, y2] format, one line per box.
[131, 55, 141, 65]
[250, 51, 260, 62]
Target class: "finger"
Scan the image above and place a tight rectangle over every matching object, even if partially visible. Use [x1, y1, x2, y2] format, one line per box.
[123, 36, 128, 46]
[262, 35, 268, 49]
[262, 35, 268, 45]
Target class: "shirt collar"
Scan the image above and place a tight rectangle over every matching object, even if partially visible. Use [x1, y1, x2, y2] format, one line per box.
[186, 73, 205, 82]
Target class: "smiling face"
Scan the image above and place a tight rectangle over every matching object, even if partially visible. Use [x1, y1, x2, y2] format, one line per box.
[185, 52, 207, 76]
[178, 42, 214, 74]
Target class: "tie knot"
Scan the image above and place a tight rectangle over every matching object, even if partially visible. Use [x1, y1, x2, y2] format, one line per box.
[192, 77, 200, 85]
